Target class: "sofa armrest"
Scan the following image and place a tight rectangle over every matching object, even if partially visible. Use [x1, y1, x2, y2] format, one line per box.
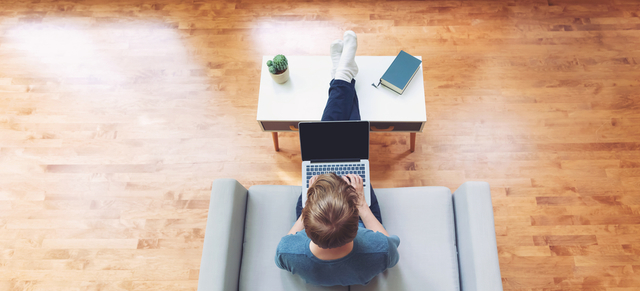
[453, 181, 503, 291]
[198, 179, 248, 291]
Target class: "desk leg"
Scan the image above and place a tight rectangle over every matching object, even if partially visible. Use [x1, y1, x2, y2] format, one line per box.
[410, 133, 416, 152]
[272, 132, 279, 151]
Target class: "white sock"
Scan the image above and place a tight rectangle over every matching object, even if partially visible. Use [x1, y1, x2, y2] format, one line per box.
[334, 30, 358, 83]
[330, 39, 343, 79]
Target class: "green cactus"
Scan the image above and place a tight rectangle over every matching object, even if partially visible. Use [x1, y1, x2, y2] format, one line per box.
[266, 54, 288, 74]
[272, 54, 288, 72]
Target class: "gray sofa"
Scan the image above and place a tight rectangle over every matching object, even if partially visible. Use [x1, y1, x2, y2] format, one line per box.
[198, 179, 503, 291]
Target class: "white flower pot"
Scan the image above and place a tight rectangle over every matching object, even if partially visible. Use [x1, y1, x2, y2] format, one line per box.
[270, 68, 289, 84]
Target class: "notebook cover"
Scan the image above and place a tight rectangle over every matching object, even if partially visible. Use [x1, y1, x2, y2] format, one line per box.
[380, 50, 422, 94]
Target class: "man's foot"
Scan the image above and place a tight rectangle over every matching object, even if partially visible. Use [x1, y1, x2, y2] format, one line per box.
[335, 30, 358, 83]
[330, 39, 343, 79]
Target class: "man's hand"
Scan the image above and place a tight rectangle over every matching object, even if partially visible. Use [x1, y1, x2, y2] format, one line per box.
[343, 174, 390, 237]
[309, 175, 320, 188]
[343, 174, 367, 210]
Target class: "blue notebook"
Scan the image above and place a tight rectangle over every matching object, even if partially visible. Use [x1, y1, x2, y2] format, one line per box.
[379, 50, 422, 94]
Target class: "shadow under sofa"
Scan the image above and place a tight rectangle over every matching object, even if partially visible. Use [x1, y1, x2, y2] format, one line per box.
[198, 179, 503, 291]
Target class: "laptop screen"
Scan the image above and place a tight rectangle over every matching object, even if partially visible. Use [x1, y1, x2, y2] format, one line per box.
[299, 121, 370, 162]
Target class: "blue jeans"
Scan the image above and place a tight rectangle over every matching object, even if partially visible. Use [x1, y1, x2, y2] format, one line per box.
[296, 79, 383, 225]
[321, 79, 361, 121]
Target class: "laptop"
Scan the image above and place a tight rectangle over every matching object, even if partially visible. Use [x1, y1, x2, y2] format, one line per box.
[299, 121, 371, 208]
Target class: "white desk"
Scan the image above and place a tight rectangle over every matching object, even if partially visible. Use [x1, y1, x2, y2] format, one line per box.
[257, 56, 427, 151]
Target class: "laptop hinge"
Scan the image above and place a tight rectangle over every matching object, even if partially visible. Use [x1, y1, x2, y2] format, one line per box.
[310, 159, 360, 163]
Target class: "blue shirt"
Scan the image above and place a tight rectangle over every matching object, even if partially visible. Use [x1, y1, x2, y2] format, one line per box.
[275, 227, 400, 286]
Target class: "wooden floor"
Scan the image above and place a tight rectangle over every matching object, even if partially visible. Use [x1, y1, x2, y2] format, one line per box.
[1, 0, 639, 290]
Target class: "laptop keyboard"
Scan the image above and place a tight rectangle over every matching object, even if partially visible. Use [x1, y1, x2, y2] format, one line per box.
[306, 163, 366, 188]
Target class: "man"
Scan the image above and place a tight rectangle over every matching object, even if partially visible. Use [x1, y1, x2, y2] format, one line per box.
[274, 31, 400, 286]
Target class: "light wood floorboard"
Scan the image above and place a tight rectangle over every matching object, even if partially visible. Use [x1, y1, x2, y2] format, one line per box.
[1, 0, 640, 290]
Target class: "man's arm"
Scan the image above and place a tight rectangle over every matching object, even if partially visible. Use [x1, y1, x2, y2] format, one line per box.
[358, 205, 389, 236]
[287, 214, 304, 235]
[285, 175, 320, 235]
[343, 174, 389, 237]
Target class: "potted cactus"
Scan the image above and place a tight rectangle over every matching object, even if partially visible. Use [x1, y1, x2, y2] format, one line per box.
[266, 54, 289, 84]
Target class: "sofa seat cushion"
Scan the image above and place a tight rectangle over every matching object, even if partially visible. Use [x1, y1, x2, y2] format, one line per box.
[353, 186, 461, 291]
[240, 185, 348, 291]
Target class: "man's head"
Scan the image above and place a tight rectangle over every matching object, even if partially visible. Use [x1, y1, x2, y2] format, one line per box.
[302, 173, 359, 249]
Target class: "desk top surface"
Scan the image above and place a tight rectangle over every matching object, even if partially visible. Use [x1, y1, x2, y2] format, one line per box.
[257, 56, 427, 122]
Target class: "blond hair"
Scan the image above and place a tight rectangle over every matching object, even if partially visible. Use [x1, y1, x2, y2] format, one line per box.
[302, 173, 359, 249]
